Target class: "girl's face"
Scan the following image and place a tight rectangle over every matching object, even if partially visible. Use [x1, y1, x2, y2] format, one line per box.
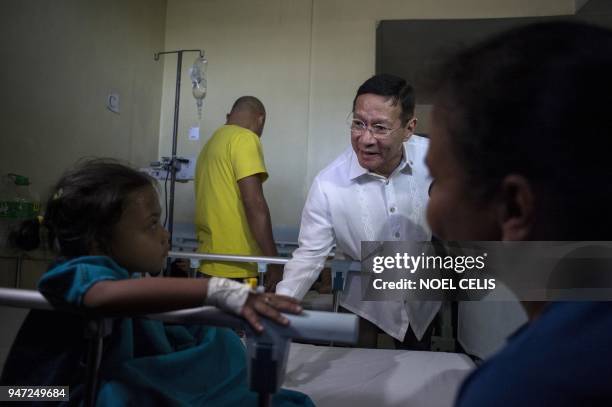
[425, 107, 501, 241]
[110, 185, 170, 274]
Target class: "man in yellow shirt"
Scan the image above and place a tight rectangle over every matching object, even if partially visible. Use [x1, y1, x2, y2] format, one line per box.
[194, 96, 281, 287]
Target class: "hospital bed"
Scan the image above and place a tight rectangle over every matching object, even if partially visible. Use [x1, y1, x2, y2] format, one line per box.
[0, 248, 474, 406]
[0, 286, 359, 407]
[156, 251, 474, 406]
[0, 290, 473, 407]
[0, 288, 473, 407]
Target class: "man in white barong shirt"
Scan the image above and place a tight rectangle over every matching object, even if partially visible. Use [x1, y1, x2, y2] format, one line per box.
[275, 74, 440, 347]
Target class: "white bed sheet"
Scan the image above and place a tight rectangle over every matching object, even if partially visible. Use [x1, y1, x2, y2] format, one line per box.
[284, 343, 474, 407]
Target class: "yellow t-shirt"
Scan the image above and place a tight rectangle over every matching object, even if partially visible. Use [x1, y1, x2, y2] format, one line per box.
[194, 125, 268, 278]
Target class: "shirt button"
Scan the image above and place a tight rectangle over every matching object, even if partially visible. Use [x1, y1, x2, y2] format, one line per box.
[395, 232, 400, 238]
[390, 207, 396, 213]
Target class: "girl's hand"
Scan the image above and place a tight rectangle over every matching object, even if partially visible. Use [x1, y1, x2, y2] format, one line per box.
[204, 277, 302, 332]
[240, 292, 302, 332]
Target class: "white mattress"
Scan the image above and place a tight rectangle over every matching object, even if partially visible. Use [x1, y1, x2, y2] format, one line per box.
[284, 343, 474, 407]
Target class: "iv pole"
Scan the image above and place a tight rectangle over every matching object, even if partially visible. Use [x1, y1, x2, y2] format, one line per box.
[154, 49, 204, 274]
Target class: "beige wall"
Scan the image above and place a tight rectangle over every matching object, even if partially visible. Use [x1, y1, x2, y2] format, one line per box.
[0, 0, 578, 230]
[0, 0, 167, 202]
[162, 0, 576, 229]
[160, 0, 313, 228]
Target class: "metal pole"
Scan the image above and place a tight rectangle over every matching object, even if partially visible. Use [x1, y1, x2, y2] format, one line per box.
[84, 327, 103, 407]
[0, 287, 360, 344]
[165, 51, 182, 274]
[154, 49, 203, 275]
[83, 318, 112, 407]
[168, 251, 291, 265]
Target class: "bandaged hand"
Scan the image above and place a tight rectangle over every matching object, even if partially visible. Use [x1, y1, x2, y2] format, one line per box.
[205, 277, 302, 332]
[205, 277, 252, 315]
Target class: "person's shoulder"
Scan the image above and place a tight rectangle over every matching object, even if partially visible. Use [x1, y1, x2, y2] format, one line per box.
[225, 124, 258, 138]
[458, 302, 612, 406]
[314, 147, 354, 182]
[207, 126, 260, 157]
[407, 134, 429, 150]
[203, 125, 229, 147]
[227, 126, 261, 149]
[410, 133, 429, 143]
[403, 135, 430, 177]
[209, 125, 255, 140]
[456, 330, 552, 407]
[42, 256, 129, 284]
[530, 302, 612, 340]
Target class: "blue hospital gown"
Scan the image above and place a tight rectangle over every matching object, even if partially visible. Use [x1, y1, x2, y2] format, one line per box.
[1, 256, 314, 406]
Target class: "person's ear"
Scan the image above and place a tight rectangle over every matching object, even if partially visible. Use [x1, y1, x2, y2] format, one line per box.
[256, 114, 265, 136]
[402, 117, 417, 141]
[496, 174, 535, 241]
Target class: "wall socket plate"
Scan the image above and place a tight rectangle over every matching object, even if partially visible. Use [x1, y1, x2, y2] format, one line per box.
[188, 126, 200, 140]
[107, 93, 120, 114]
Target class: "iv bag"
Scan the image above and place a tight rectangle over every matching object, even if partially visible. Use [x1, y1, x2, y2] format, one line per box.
[190, 56, 207, 120]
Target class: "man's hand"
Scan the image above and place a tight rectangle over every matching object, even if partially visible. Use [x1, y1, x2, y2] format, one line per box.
[264, 263, 284, 292]
[241, 292, 302, 332]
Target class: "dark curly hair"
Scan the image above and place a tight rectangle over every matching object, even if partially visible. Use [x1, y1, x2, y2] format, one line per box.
[11, 159, 155, 257]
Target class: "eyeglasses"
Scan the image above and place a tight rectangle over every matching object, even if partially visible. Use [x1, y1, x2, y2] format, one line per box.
[347, 114, 402, 140]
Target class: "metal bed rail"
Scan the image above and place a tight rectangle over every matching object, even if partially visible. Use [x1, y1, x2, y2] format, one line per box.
[168, 250, 361, 312]
[0, 287, 358, 407]
[168, 251, 456, 352]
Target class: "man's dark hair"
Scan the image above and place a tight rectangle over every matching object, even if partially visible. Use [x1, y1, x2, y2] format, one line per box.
[436, 21, 612, 239]
[353, 74, 415, 124]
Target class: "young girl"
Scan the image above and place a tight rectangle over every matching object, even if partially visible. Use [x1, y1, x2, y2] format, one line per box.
[1, 160, 313, 406]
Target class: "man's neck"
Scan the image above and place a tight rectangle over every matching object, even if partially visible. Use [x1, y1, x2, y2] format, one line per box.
[372, 152, 404, 178]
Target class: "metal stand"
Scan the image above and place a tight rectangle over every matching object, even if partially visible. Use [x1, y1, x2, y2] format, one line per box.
[154, 49, 204, 274]
[83, 318, 113, 407]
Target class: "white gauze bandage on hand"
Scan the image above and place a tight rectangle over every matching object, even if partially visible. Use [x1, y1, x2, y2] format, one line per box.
[205, 277, 252, 315]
